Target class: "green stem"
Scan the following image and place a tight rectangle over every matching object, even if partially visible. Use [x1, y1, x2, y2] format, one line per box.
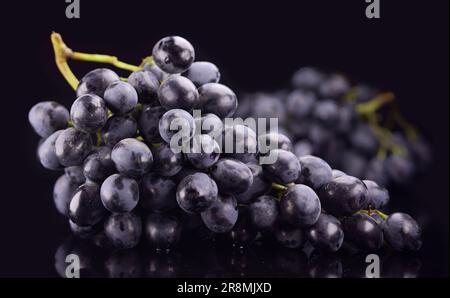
[271, 183, 288, 191]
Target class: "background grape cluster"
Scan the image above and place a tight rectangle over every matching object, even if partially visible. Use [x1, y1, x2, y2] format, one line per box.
[29, 36, 424, 260]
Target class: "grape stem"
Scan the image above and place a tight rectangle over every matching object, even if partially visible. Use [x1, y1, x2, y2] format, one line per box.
[51, 32, 143, 90]
[356, 92, 396, 114]
[271, 183, 288, 191]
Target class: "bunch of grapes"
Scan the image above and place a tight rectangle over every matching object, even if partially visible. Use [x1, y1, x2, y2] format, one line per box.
[237, 69, 432, 187]
[29, 35, 422, 256]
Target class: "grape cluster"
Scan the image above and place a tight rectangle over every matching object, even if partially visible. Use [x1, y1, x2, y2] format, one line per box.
[30, 36, 422, 256]
[236, 68, 432, 187]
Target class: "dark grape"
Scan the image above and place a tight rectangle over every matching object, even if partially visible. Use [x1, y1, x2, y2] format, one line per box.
[235, 164, 271, 204]
[195, 113, 223, 138]
[82, 146, 115, 182]
[297, 155, 333, 190]
[280, 184, 321, 227]
[342, 213, 384, 251]
[153, 36, 195, 74]
[211, 158, 253, 195]
[69, 181, 107, 226]
[262, 149, 300, 184]
[65, 166, 86, 184]
[385, 154, 415, 185]
[383, 213, 422, 252]
[28, 101, 69, 138]
[53, 174, 82, 217]
[111, 138, 153, 177]
[222, 124, 258, 163]
[286, 90, 316, 119]
[100, 174, 139, 213]
[312, 99, 339, 127]
[158, 109, 195, 145]
[76, 68, 120, 97]
[200, 194, 238, 233]
[158, 75, 200, 110]
[138, 105, 166, 143]
[103, 81, 138, 115]
[127, 70, 160, 104]
[186, 134, 221, 169]
[274, 222, 305, 249]
[306, 213, 344, 252]
[183, 61, 220, 87]
[70, 94, 108, 133]
[152, 143, 183, 176]
[55, 127, 93, 166]
[38, 130, 63, 170]
[258, 132, 293, 153]
[291, 67, 325, 90]
[331, 169, 346, 179]
[198, 83, 238, 118]
[318, 175, 368, 217]
[101, 115, 137, 147]
[318, 73, 350, 98]
[176, 172, 218, 213]
[143, 63, 168, 82]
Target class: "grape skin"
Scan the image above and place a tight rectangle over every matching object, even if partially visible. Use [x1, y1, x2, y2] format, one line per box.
[262, 149, 301, 184]
[38, 130, 63, 170]
[140, 173, 177, 213]
[111, 138, 153, 177]
[83, 146, 115, 182]
[55, 127, 93, 167]
[157, 75, 200, 110]
[158, 109, 195, 145]
[211, 158, 253, 195]
[176, 172, 218, 213]
[198, 83, 238, 118]
[383, 213, 422, 252]
[306, 213, 344, 252]
[128, 70, 160, 104]
[69, 181, 107, 226]
[76, 68, 120, 98]
[249, 195, 279, 230]
[100, 174, 140, 213]
[200, 194, 238, 233]
[70, 94, 108, 133]
[152, 36, 195, 74]
[297, 155, 333, 190]
[28, 101, 69, 138]
[342, 213, 384, 251]
[104, 212, 142, 249]
[152, 143, 184, 177]
[138, 105, 166, 143]
[101, 115, 137, 148]
[53, 174, 82, 217]
[103, 81, 138, 115]
[183, 61, 220, 87]
[280, 184, 321, 227]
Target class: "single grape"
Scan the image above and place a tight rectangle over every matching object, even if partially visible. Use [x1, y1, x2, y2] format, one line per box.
[235, 164, 271, 204]
[248, 195, 278, 230]
[186, 134, 221, 169]
[69, 181, 107, 226]
[291, 67, 325, 90]
[262, 149, 300, 184]
[258, 132, 293, 153]
[83, 146, 115, 182]
[158, 109, 195, 145]
[64, 166, 86, 184]
[336, 103, 357, 134]
[138, 105, 166, 143]
[306, 213, 344, 252]
[280, 184, 321, 227]
[101, 115, 137, 147]
[274, 222, 305, 249]
[176, 172, 218, 213]
[28, 101, 69, 138]
[195, 113, 223, 140]
[152, 143, 184, 176]
[198, 83, 237, 118]
[53, 174, 82, 217]
[158, 75, 200, 110]
[38, 130, 63, 170]
[362, 180, 390, 209]
[55, 127, 93, 166]
[286, 90, 316, 119]
[318, 175, 369, 217]
[222, 124, 258, 163]
[70, 94, 108, 133]
[340, 150, 367, 178]
[364, 157, 388, 187]
[349, 124, 379, 156]
[104, 212, 142, 249]
[111, 138, 153, 177]
[140, 172, 177, 213]
[200, 194, 238, 233]
[210, 158, 253, 195]
[76, 68, 120, 97]
[341, 213, 384, 251]
[100, 174, 139, 213]
[297, 155, 333, 190]
[183, 61, 220, 87]
[103, 81, 138, 115]
[383, 213, 422, 252]
[145, 213, 182, 250]
[127, 70, 160, 104]
[152, 36, 195, 73]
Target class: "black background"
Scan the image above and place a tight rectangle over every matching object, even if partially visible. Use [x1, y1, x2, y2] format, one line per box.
[0, 0, 448, 277]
